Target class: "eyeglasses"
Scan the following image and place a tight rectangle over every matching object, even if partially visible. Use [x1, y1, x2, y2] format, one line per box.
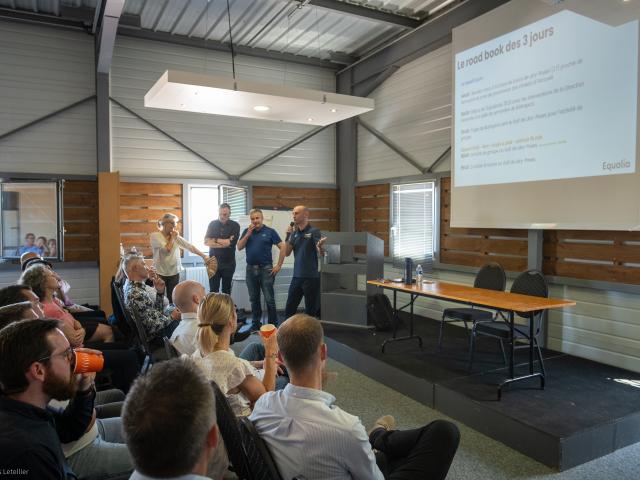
[38, 346, 75, 369]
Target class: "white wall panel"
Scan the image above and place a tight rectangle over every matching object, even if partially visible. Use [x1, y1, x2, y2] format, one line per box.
[378, 264, 640, 373]
[111, 36, 335, 183]
[358, 44, 452, 182]
[0, 20, 96, 175]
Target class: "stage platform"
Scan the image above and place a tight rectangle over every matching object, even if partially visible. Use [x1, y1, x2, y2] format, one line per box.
[323, 315, 640, 471]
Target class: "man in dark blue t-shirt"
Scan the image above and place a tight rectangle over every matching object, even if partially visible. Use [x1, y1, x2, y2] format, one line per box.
[205, 203, 240, 295]
[284, 205, 326, 319]
[238, 209, 286, 329]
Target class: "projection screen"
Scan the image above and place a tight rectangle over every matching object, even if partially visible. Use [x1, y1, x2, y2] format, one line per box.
[451, 0, 640, 230]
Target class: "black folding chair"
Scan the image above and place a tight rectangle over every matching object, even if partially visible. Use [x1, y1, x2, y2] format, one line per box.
[438, 262, 506, 350]
[210, 381, 253, 479]
[469, 270, 549, 374]
[239, 417, 284, 480]
[163, 336, 180, 359]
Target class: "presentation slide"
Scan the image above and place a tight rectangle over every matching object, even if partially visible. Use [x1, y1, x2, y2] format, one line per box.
[454, 10, 639, 188]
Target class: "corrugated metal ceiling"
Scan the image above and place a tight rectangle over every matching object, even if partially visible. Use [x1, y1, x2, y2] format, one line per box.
[0, 0, 457, 61]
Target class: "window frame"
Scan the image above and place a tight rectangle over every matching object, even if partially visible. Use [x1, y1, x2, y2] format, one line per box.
[389, 179, 437, 268]
[0, 180, 64, 261]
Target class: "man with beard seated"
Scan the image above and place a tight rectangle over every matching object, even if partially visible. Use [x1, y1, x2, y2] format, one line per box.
[0, 319, 97, 478]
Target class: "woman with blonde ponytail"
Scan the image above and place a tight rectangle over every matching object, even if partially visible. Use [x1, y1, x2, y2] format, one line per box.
[192, 292, 278, 416]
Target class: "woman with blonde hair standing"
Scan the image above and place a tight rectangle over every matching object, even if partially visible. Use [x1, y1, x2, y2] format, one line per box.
[192, 292, 279, 417]
[150, 213, 208, 303]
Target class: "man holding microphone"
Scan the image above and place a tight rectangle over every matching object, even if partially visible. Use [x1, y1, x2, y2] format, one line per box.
[284, 205, 326, 319]
[237, 209, 286, 330]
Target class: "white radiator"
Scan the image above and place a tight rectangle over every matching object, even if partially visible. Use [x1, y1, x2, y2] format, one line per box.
[184, 267, 209, 287]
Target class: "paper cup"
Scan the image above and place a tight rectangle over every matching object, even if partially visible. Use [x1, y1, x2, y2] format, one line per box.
[74, 352, 104, 374]
[260, 324, 277, 338]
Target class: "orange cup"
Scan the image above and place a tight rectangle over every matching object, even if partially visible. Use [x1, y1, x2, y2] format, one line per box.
[260, 324, 277, 339]
[74, 351, 105, 374]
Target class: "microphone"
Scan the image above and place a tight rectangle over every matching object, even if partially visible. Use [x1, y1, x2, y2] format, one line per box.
[285, 222, 295, 241]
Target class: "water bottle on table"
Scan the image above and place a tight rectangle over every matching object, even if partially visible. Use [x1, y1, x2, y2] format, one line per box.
[416, 264, 423, 285]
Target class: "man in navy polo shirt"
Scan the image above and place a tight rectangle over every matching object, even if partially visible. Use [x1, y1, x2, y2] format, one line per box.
[284, 205, 326, 319]
[238, 209, 286, 329]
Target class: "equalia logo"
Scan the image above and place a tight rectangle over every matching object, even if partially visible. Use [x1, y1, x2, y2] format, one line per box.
[602, 160, 631, 171]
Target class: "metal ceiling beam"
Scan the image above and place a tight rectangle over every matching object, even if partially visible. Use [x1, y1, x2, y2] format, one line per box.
[426, 145, 450, 173]
[97, 1, 124, 74]
[116, 26, 340, 70]
[109, 97, 233, 180]
[307, 0, 420, 29]
[357, 118, 423, 174]
[0, 7, 87, 30]
[0, 96, 96, 142]
[338, 0, 510, 86]
[238, 125, 332, 179]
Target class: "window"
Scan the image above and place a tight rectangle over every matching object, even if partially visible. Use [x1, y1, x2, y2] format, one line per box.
[219, 185, 247, 221]
[391, 181, 435, 268]
[0, 181, 62, 260]
[186, 185, 248, 255]
[188, 186, 219, 253]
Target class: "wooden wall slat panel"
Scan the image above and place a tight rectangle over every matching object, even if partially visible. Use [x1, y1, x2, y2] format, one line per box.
[63, 180, 98, 262]
[120, 195, 183, 208]
[355, 184, 390, 256]
[119, 182, 183, 256]
[252, 186, 339, 232]
[120, 183, 182, 195]
[440, 177, 527, 271]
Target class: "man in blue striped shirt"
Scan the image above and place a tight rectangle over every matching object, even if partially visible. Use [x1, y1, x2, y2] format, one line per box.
[250, 314, 460, 480]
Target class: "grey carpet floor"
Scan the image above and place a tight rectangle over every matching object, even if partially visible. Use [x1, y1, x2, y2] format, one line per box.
[233, 335, 640, 479]
[323, 358, 640, 480]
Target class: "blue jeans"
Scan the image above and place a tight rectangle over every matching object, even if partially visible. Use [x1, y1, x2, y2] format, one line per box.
[246, 264, 278, 326]
[285, 277, 320, 319]
[67, 417, 133, 479]
[239, 342, 289, 390]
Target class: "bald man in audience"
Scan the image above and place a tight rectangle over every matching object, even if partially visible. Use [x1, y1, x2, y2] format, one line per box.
[169, 280, 206, 355]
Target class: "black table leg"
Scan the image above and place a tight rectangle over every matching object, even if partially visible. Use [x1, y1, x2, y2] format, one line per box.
[382, 292, 423, 352]
[498, 310, 545, 400]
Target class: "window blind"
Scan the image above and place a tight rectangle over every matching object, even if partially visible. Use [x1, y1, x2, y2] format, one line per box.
[391, 181, 435, 269]
[219, 185, 248, 220]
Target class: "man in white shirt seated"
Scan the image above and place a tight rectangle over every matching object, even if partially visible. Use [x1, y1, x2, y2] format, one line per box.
[170, 280, 205, 355]
[250, 314, 460, 480]
[122, 358, 221, 480]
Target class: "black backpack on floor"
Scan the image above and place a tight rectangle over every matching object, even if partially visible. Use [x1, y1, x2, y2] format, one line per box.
[367, 294, 395, 331]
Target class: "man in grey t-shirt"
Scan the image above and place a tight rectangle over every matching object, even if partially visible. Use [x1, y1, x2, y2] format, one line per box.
[204, 203, 240, 295]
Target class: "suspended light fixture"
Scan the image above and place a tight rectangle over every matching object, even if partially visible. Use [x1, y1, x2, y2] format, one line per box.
[144, 0, 373, 126]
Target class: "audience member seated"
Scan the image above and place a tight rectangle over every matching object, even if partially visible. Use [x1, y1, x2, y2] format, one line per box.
[0, 301, 38, 329]
[122, 358, 222, 480]
[123, 254, 179, 341]
[36, 236, 50, 256]
[192, 292, 281, 417]
[250, 314, 461, 480]
[170, 280, 206, 355]
[48, 238, 58, 257]
[3, 282, 139, 393]
[0, 284, 46, 318]
[115, 255, 170, 311]
[17, 232, 43, 256]
[19, 264, 114, 344]
[21, 253, 103, 316]
[0, 319, 97, 479]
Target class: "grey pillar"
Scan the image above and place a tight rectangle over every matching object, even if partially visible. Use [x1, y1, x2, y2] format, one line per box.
[527, 229, 543, 271]
[336, 70, 357, 232]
